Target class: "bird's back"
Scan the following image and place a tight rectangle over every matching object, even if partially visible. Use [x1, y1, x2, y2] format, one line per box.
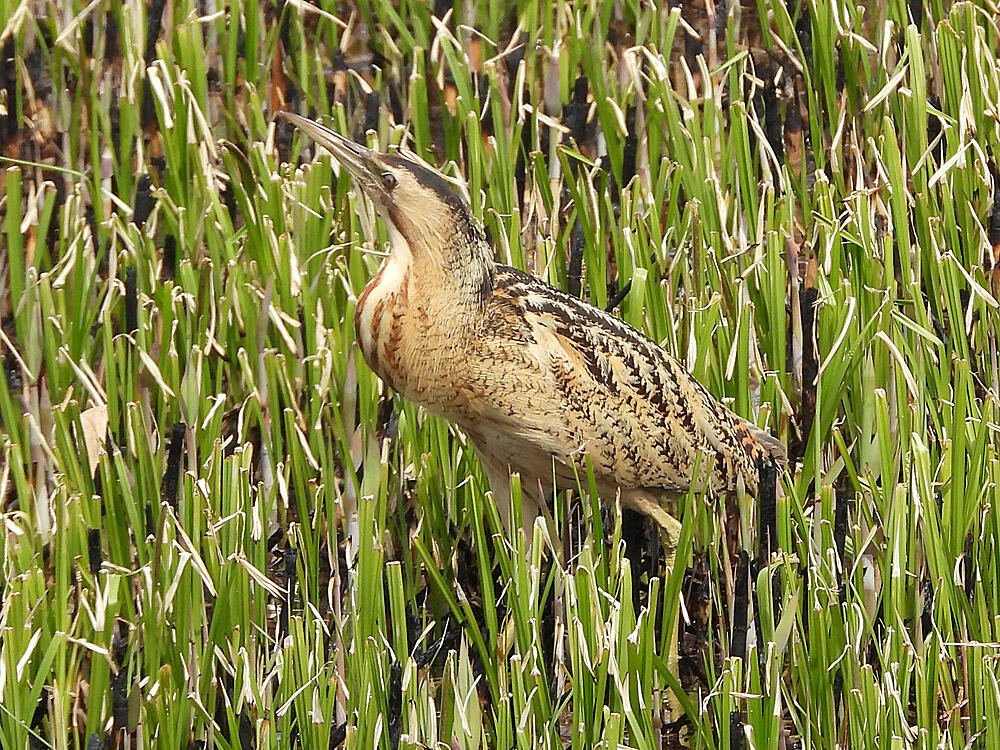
[460, 266, 783, 499]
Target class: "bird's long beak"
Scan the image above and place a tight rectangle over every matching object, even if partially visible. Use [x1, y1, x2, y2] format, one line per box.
[279, 112, 381, 188]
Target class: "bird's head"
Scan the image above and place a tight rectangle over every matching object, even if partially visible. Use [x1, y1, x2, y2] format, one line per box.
[280, 113, 489, 278]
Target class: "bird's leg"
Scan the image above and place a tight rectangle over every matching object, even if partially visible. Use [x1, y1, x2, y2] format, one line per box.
[659, 514, 684, 723]
[479, 459, 566, 699]
[621, 492, 685, 722]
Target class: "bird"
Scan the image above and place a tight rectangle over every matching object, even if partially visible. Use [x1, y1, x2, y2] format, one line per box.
[280, 111, 784, 530]
[280, 111, 785, 712]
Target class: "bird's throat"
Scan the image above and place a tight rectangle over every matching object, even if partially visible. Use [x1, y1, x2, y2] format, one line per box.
[355, 246, 411, 378]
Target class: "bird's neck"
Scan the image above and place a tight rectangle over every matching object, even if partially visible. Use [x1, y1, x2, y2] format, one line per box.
[354, 223, 494, 379]
[388, 221, 493, 306]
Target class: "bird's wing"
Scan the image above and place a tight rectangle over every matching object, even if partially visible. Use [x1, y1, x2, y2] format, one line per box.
[476, 266, 782, 496]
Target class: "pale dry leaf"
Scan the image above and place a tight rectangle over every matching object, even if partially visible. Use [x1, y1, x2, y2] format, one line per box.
[79, 404, 109, 477]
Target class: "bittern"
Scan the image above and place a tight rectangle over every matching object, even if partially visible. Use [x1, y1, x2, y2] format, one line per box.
[281, 112, 784, 711]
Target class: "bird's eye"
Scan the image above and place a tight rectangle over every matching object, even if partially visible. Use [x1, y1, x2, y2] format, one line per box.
[381, 172, 397, 190]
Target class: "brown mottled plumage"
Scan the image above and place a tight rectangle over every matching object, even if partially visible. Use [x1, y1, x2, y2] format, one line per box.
[281, 113, 785, 539]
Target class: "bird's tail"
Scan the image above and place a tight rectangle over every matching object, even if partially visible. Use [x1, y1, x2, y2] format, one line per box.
[740, 418, 787, 466]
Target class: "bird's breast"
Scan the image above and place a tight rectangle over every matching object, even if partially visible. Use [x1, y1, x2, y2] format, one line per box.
[354, 258, 478, 418]
[354, 253, 411, 387]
